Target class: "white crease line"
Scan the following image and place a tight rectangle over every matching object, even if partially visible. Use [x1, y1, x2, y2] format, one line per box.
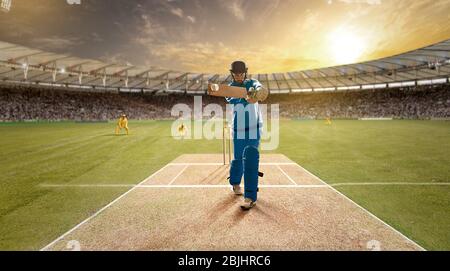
[331, 182, 450, 187]
[168, 165, 188, 185]
[276, 165, 298, 185]
[169, 162, 297, 166]
[293, 163, 426, 251]
[40, 163, 172, 251]
[137, 184, 327, 188]
[39, 182, 450, 188]
[40, 184, 328, 188]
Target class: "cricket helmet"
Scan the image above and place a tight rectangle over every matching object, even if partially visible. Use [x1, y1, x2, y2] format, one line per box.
[230, 61, 248, 74]
[230, 61, 248, 82]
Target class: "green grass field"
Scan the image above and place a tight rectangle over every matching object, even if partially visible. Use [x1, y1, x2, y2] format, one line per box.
[1, 120, 449, 250]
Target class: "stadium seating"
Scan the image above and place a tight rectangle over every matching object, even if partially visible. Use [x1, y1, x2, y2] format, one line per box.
[0, 84, 449, 121]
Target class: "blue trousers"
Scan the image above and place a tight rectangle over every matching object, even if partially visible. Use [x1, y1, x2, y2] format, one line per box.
[229, 130, 260, 201]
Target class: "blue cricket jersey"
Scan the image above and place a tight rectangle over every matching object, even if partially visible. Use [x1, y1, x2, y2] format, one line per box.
[225, 79, 264, 135]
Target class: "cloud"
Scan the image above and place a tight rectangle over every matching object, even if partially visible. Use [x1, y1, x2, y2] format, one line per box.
[156, 1, 196, 24]
[99, 52, 133, 66]
[333, 0, 382, 5]
[31, 36, 83, 50]
[221, 0, 245, 21]
[167, 6, 196, 23]
[256, 0, 281, 18]
[91, 32, 104, 43]
[6, 0, 448, 75]
[342, 0, 450, 53]
[170, 7, 184, 18]
[131, 0, 450, 73]
[62, 0, 450, 73]
[143, 42, 321, 73]
[135, 14, 167, 44]
[186, 16, 196, 23]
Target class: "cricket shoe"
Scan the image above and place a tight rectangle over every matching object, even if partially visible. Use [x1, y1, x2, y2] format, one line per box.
[240, 198, 256, 211]
[232, 185, 243, 196]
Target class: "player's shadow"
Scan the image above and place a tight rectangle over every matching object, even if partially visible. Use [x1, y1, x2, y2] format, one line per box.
[251, 200, 280, 222]
[206, 194, 240, 223]
[230, 198, 282, 227]
[199, 166, 228, 184]
[231, 207, 250, 224]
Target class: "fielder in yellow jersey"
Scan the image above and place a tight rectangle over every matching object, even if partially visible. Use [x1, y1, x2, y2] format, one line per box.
[115, 114, 129, 135]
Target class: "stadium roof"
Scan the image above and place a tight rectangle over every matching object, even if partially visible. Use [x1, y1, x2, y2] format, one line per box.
[0, 39, 449, 94]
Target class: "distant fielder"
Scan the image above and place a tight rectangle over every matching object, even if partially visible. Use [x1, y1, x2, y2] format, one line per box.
[178, 123, 188, 137]
[115, 114, 129, 135]
[225, 61, 269, 210]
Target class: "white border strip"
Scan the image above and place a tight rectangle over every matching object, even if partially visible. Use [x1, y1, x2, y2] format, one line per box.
[41, 184, 327, 188]
[332, 182, 450, 187]
[40, 163, 171, 251]
[139, 184, 327, 188]
[168, 165, 188, 185]
[294, 163, 427, 251]
[40, 182, 450, 188]
[170, 162, 297, 166]
[276, 165, 298, 185]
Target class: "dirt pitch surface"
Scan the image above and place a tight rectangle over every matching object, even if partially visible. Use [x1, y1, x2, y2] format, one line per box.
[42, 154, 423, 251]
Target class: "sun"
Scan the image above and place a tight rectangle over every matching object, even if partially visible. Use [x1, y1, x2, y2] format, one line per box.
[328, 28, 366, 65]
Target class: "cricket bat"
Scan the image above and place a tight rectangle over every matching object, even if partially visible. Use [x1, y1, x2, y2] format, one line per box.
[207, 84, 247, 98]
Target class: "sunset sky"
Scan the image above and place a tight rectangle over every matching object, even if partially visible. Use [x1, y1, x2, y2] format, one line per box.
[0, 0, 450, 74]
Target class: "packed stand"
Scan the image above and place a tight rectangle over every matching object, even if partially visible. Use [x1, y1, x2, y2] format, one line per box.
[0, 83, 449, 121]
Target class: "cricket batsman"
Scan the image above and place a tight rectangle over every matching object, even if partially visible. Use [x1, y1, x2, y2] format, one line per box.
[226, 61, 269, 210]
[115, 114, 129, 135]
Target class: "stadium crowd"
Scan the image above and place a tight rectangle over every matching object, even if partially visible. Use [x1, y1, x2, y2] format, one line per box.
[267, 84, 450, 119]
[0, 84, 225, 121]
[0, 83, 449, 121]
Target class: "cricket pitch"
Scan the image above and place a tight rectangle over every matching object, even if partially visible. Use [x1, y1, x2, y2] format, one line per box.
[42, 154, 423, 251]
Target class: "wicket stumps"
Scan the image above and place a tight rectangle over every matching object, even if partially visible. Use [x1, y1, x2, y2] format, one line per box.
[222, 123, 232, 165]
